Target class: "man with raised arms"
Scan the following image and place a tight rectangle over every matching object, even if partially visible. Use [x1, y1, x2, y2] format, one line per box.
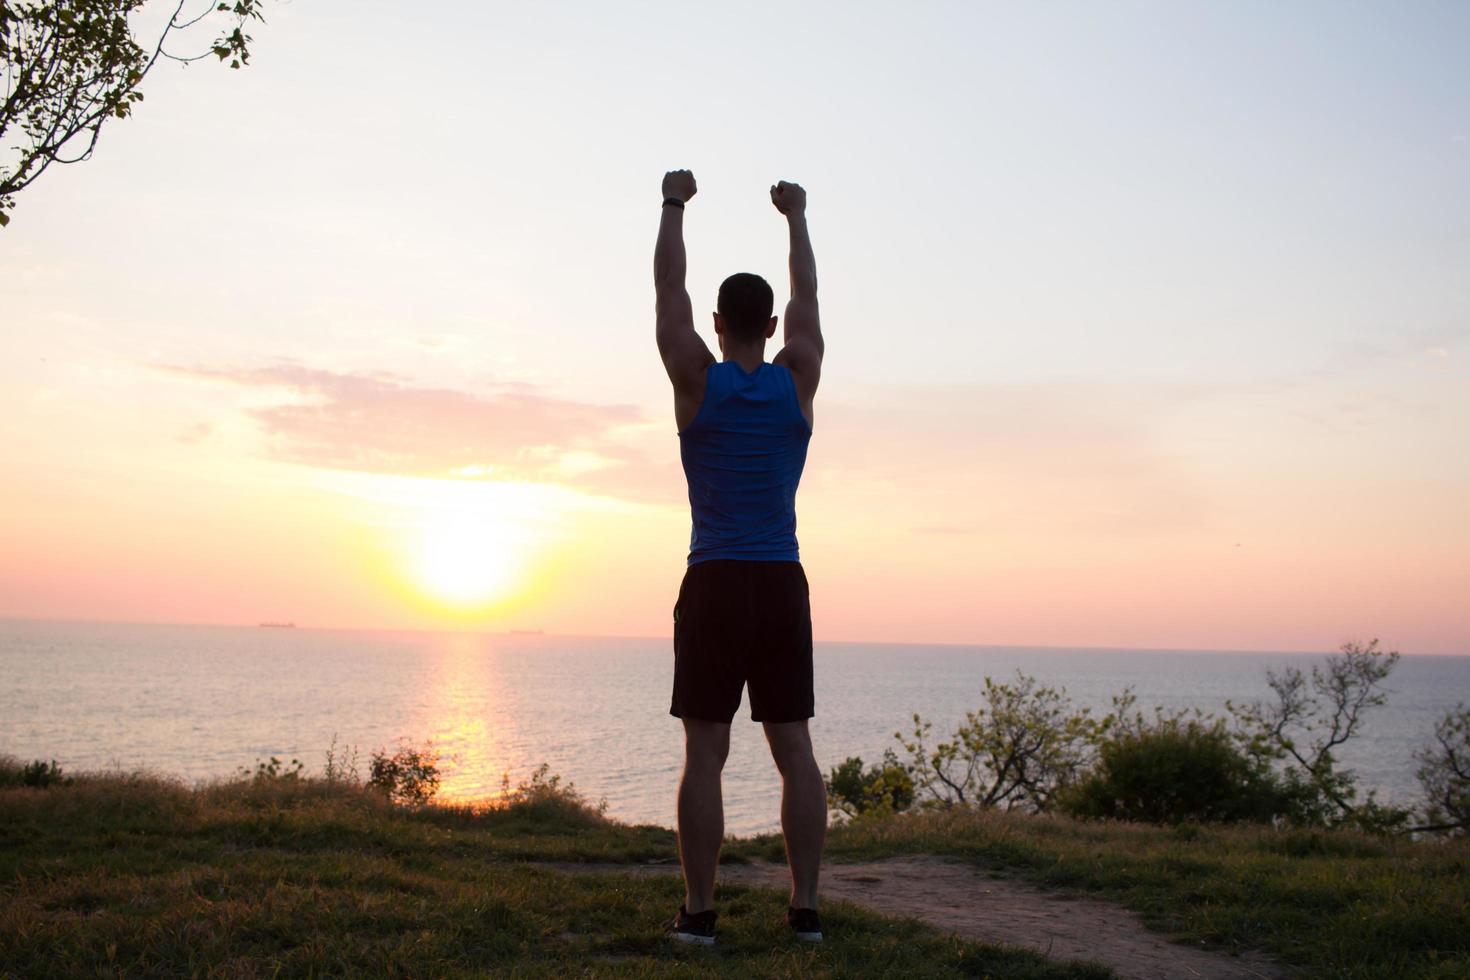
[653, 169, 826, 946]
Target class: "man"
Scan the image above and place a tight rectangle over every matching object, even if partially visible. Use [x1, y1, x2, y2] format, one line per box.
[654, 169, 826, 946]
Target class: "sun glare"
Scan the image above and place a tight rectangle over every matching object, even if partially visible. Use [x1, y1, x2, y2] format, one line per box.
[414, 515, 519, 606]
[307, 470, 627, 616]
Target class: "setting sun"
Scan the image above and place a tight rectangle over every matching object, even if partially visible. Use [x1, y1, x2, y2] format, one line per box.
[297, 471, 561, 613]
[413, 514, 520, 606]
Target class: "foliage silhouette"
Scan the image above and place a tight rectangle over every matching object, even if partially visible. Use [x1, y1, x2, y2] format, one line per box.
[0, 0, 264, 226]
[1415, 703, 1470, 834]
[368, 739, 441, 807]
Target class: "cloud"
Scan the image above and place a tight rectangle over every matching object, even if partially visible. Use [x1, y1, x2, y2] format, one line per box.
[160, 362, 681, 502]
[154, 362, 1226, 529]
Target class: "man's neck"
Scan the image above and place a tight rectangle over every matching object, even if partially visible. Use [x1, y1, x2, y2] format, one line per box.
[721, 343, 766, 373]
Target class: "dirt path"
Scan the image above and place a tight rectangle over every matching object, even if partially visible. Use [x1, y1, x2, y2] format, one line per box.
[549, 856, 1286, 980]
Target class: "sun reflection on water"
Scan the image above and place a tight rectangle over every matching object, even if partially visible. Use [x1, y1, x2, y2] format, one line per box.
[417, 631, 510, 804]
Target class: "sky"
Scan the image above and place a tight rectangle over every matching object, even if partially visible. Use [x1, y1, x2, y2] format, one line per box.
[2, 1, 1467, 653]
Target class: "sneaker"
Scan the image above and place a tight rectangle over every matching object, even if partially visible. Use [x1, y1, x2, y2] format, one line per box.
[668, 904, 717, 945]
[786, 906, 823, 943]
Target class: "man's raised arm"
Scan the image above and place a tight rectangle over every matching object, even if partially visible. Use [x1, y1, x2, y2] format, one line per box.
[655, 170, 713, 399]
[771, 180, 823, 405]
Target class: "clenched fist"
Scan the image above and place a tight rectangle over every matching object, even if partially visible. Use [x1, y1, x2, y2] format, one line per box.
[662, 170, 697, 204]
[770, 180, 806, 216]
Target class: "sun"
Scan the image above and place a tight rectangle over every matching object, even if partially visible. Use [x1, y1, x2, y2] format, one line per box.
[413, 511, 520, 607]
[308, 470, 565, 613]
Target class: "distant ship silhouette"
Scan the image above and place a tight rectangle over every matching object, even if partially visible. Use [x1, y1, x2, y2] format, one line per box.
[258, 621, 296, 628]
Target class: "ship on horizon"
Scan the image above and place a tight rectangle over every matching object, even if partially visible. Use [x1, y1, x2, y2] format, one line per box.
[258, 621, 296, 628]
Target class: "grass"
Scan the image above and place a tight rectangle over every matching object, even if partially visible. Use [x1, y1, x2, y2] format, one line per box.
[8, 755, 1466, 978]
[723, 807, 1470, 980]
[0, 758, 1110, 979]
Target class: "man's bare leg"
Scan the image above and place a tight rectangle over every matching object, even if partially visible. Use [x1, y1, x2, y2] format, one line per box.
[677, 719, 731, 914]
[762, 720, 826, 909]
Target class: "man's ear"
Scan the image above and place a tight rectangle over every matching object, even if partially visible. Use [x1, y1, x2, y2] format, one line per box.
[765, 315, 778, 339]
[712, 312, 725, 336]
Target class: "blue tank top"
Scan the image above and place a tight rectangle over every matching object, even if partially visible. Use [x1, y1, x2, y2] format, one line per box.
[679, 360, 812, 565]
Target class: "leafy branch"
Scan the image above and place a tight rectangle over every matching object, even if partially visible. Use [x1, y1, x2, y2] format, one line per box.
[0, 0, 264, 226]
[1227, 639, 1409, 831]
[1413, 704, 1470, 834]
[896, 672, 1109, 813]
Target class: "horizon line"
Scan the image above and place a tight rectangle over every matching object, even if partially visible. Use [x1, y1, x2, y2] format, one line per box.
[2, 614, 1462, 659]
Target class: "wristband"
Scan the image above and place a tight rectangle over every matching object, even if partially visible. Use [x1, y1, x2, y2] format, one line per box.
[662, 197, 685, 210]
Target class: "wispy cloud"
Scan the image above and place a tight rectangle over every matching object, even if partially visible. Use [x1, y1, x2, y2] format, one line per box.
[159, 362, 680, 502]
[152, 364, 1290, 533]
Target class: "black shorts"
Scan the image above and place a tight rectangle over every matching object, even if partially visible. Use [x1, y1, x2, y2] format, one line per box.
[670, 559, 814, 724]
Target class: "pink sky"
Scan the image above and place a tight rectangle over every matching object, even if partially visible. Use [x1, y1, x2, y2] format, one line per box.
[2, 3, 1468, 654]
[1, 346, 1464, 653]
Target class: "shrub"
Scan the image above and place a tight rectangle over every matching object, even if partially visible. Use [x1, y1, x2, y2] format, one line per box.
[827, 749, 915, 819]
[896, 672, 1105, 812]
[1060, 718, 1288, 824]
[1227, 639, 1413, 832]
[1415, 703, 1470, 835]
[497, 762, 608, 824]
[237, 756, 304, 783]
[0, 756, 68, 788]
[368, 740, 440, 807]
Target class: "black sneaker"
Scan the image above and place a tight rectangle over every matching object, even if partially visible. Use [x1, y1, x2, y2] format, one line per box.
[786, 906, 823, 942]
[668, 905, 717, 946]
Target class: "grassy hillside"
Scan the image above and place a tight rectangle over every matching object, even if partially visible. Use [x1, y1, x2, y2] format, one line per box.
[4, 755, 1466, 978]
[0, 761, 1108, 979]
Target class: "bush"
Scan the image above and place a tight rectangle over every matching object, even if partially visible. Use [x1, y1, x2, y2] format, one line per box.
[827, 749, 915, 819]
[1227, 639, 1413, 832]
[1060, 718, 1287, 824]
[368, 740, 440, 807]
[897, 672, 1105, 812]
[1416, 703, 1470, 835]
[496, 762, 608, 824]
[0, 756, 68, 788]
[236, 756, 304, 783]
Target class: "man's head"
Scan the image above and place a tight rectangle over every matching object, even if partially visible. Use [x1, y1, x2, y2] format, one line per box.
[714, 272, 777, 346]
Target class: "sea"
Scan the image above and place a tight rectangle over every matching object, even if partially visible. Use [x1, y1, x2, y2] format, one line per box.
[2, 619, 1466, 836]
